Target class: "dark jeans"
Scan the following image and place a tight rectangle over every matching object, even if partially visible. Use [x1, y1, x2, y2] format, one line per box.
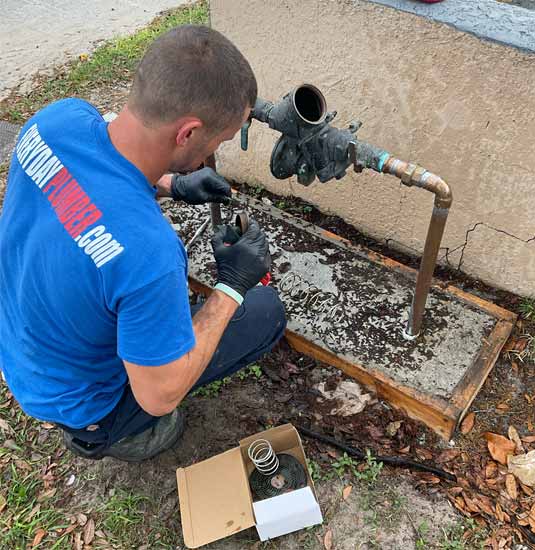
[60, 286, 286, 451]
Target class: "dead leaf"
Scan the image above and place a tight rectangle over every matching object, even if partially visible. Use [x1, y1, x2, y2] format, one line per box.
[415, 448, 433, 461]
[460, 412, 475, 435]
[0, 494, 6, 513]
[27, 504, 41, 521]
[508, 426, 524, 453]
[367, 425, 384, 440]
[37, 488, 56, 502]
[2, 439, 21, 451]
[497, 403, 510, 411]
[474, 495, 495, 517]
[453, 496, 466, 512]
[62, 525, 77, 536]
[522, 435, 535, 444]
[342, 485, 352, 501]
[495, 502, 505, 522]
[323, 528, 333, 550]
[485, 461, 498, 478]
[463, 493, 480, 513]
[41, 422, 55, 429]
[83, 518, 95, 545]
[285, 362, 299, 374]
[483, 432, 516, 465]
[437, 449, 460, 463]
[32, 529, 46, 547]
[399, 445, 410, 454]
[0, 418, 13, 433]
[386, 421, 402, 437]
[73, 531, 83, 550]
[505, 474, 518, 500]
[504, 336, 528, 354]
[76, 513, 88, 526]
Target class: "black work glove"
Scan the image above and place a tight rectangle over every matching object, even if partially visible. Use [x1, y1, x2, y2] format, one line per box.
[211, 219, 271, 300]
[171, 167, 232, 205]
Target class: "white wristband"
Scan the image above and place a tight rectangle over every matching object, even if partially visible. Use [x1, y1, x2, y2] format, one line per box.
[214, 283, 244, 305]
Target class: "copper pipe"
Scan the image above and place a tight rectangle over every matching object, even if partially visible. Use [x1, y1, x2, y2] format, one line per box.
[204, 153, 222, 227]
[382, 157, 453, 338]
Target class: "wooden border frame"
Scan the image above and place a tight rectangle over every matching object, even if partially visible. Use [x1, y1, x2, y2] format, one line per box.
[186, 199, 516, 440]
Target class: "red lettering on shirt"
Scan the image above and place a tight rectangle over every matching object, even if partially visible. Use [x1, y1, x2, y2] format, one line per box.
[66, 205, 103, 238]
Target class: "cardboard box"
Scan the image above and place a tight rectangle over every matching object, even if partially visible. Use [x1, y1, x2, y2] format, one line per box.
[176, 424, 323, 548]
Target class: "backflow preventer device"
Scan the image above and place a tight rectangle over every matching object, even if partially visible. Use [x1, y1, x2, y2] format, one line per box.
[240, 84, 453, 339]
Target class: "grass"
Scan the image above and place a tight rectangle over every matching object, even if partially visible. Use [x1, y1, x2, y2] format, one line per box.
[520, 296, 535, 320]
[307, 449, 383, 485]
[0, 1, 208, 123]
[331, 450, 383, 484]
[100, 490, 146, 539]
[0, 458, 70, 550]
[439, 519, 487, 550]
[191, 364, 263, 397]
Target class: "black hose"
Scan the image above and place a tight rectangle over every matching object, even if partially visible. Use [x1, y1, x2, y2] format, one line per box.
[292, 422, 457, 482]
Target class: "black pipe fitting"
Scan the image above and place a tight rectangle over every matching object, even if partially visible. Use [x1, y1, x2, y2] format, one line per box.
[241, 84, 387, 186]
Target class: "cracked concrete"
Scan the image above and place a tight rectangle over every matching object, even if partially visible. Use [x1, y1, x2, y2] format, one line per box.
[211, 0, 535, 297]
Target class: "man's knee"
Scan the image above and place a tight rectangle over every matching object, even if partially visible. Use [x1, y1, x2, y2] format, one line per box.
[242, 286, 286, 342]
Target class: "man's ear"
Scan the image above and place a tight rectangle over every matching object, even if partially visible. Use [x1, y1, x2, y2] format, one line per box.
[175, 118, 204, 148]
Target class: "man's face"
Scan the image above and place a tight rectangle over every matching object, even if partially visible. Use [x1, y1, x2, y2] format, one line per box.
[168, 107, 251, 173]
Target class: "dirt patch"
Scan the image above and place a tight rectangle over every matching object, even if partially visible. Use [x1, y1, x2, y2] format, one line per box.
[63, 343, 465, 549]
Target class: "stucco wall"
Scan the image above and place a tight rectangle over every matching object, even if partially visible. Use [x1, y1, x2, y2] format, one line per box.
[211, 0, 535, 296]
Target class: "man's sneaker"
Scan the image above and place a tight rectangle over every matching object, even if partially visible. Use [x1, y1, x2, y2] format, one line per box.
[63, 409, 184, 462]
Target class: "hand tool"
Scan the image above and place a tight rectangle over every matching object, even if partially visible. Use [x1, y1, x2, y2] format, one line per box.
[204, 154, 222, 228]
[184, 217, 210, 252]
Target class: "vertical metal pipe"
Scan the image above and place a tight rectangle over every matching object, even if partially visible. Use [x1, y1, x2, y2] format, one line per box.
[204, 153, 222, 227]
[381, 157, 452, 338]
[407, 204, 449, 337]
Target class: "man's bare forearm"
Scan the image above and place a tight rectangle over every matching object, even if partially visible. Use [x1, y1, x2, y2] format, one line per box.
[189, 290, 238, 372]
[165, 290, 238, 404]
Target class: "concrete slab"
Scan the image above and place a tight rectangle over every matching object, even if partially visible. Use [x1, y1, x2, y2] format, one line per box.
[161, 193, 515, 438]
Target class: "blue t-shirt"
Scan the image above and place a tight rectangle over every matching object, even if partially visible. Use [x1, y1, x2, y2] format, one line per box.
[0, 99, 195, 428]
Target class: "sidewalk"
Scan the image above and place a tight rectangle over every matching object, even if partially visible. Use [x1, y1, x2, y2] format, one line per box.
[0, 0, 187, 100]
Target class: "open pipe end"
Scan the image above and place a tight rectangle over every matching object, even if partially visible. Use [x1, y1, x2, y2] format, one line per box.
[292, 84, 327, 125]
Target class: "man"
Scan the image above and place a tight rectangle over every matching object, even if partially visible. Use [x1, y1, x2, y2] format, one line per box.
[0, 25, 286, 462]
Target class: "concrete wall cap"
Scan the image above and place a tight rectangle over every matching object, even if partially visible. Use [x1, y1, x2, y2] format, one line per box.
[365, 0, 535, 53]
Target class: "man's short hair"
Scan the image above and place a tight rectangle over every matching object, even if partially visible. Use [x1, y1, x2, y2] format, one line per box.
[128, 25, 257, 132]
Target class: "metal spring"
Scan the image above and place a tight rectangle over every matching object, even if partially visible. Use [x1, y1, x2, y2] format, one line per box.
[248, 439, 280, 476]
